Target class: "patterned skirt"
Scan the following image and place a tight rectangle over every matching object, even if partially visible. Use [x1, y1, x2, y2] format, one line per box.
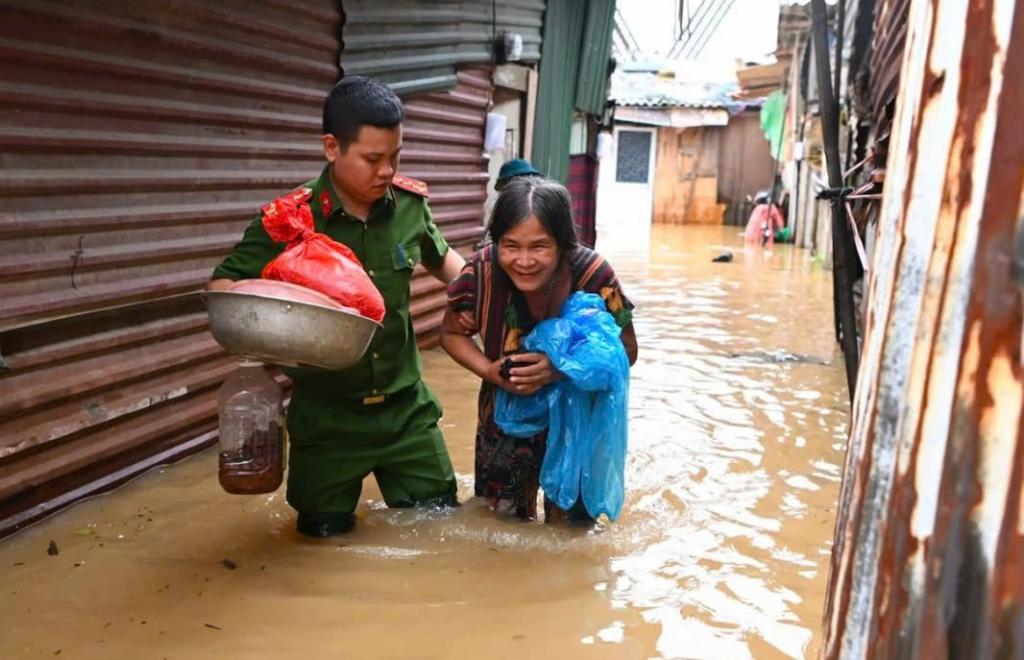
[474, 382, 590, 523]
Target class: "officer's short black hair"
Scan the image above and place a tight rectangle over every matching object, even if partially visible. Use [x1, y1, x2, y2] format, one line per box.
[488, 176, 579, 254]
[323, 76, 404, 149]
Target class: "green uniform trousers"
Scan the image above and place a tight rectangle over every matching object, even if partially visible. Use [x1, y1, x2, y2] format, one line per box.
[285, 381, 458, 522]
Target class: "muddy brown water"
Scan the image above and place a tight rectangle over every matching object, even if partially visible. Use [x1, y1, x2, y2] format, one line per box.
[0, 226, 848, 660]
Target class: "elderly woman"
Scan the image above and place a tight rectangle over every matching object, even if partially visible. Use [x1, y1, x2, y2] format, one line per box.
[441, 177, 638, 522]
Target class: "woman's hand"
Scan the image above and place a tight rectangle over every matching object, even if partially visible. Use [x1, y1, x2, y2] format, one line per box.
[485, 359, 518, 393]
[507, 353, 563, 395]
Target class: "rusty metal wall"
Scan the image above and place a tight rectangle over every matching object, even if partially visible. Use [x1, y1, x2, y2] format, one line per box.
[0, 2, 490, 537]
[401, 66, 492, 348]
[820, 0, 1024, 657]
[0, 0, 489, 536]
[0, 0, 339, 537]
[868, 0, 911, 139]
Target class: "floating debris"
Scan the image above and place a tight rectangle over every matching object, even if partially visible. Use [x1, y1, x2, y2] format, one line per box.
[728, 350, 830, 365]
[222, 559, 237, 570]
[47, 541, 59, 556]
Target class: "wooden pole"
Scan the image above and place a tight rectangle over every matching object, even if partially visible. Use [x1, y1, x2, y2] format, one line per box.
[811, 0, 860, 401]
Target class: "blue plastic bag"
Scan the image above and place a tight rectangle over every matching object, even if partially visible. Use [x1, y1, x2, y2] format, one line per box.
[494, 292, 630, 521]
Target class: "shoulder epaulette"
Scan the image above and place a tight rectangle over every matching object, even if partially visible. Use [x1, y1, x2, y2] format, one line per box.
[288, 187, 314, 204]
[391, 174, 429, 198]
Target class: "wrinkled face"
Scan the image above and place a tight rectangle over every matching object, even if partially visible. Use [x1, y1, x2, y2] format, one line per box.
[497, 215, 561, 293]
[323, 125, 402, 205]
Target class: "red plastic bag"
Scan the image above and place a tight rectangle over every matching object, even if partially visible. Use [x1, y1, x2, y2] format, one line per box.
[259, 189, 386, 323]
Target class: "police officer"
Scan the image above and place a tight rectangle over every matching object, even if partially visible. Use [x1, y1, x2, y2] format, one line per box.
[208, 76, 466, 537]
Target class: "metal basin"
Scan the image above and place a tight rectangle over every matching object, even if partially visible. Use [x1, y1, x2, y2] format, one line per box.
[204, 291, 380, 371]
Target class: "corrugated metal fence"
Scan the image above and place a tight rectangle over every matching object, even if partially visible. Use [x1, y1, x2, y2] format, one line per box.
[341, 0, 543, 95]
[821, 0, 1024, 657]
[0, 0, 339, 536]
[0, 0, 495, 537]
[400, 66, 492, 346]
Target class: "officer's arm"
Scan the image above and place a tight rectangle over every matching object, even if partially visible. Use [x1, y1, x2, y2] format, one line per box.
[419, 202, 465, 283]
[425, 249, 466, 284]
[208, 214, 280, 289]
[207, 278, 234, 291]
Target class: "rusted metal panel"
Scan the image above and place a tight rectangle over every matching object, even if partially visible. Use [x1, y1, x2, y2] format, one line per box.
[0, 0, 340, 537]
[821, 0, 1024, 658]
[401, 66, 492, 347]
[868, 0, 912, 131]
[0, 1, 491, 538]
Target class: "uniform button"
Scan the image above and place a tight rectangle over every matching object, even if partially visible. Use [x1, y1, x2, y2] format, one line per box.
[373, 352, 379, 359]
[372, 389, 379, 395]
[407, 258, 414, 265]
[368, 269, 375, 277]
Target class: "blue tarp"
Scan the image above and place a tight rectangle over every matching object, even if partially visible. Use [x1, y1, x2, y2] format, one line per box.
[494, 293, 630, 521]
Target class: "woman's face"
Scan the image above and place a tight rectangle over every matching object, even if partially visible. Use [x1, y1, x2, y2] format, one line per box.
[497, 214, 560, 293]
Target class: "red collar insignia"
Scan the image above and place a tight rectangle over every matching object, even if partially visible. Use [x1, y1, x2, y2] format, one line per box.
[319, 188, 334, 217]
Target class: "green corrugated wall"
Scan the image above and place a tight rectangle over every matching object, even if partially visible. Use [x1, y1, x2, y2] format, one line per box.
[532, 0, 615, 183]
[574, 0, 616, 115]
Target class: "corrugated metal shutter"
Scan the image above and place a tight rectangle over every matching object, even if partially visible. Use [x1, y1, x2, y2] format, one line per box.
[0, 0, 340, 536]
[574, 0, 616, 116]
[531, 0, 587, 183]
[341, 0, 543, 95]
[400, 66, 492, 347]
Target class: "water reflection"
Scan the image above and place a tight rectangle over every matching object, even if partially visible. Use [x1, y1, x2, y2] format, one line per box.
[0, 225, 847, 660]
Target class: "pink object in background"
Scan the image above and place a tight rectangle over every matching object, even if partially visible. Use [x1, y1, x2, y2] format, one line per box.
[743, 204, 785, 246]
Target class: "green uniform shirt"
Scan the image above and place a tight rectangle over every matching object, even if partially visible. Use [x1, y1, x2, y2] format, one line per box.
[211, 165, 449, 399]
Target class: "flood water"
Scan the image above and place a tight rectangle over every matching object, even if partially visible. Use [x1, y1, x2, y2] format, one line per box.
[0, 225, 849, 660]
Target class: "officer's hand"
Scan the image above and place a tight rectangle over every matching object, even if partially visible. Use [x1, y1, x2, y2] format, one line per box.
[456, 311, 478, 335]
[509, 353, 562, 395]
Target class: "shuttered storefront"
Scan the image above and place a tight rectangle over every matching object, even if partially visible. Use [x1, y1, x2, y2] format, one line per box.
[0, 0, 340, 536]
